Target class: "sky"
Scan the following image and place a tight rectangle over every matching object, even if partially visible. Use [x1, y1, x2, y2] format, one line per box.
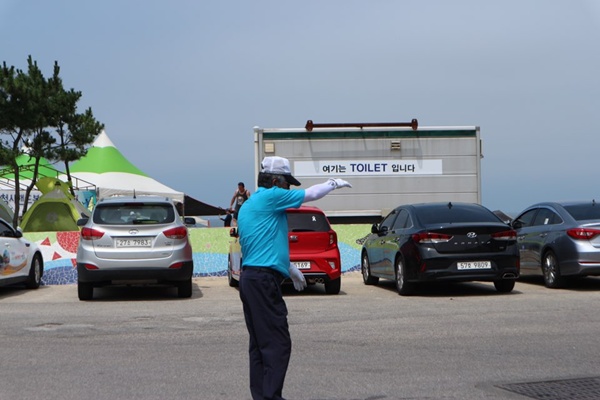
[2, 1, 600, 216]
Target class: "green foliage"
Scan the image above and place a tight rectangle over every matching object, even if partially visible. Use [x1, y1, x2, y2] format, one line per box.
[0, 55, 104, 227]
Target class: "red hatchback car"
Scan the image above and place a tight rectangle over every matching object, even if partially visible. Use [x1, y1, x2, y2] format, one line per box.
[228, 205, 342, 294]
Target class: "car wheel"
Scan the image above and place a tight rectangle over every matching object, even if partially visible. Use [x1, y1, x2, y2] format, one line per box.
[395, 256, 414, 296]
[324, 277, 341, 295]
[178, 278, 193, 298]
[25, 254, 43, 289]
[78, 281, 93, 301]
[493, 279, 515, 293]
[542, 250, 564, 288]
[228, 256, 239, 287]
[361, 252, 379, 285]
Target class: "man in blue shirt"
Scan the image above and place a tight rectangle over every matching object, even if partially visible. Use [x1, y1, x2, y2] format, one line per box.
[237, 156, 351, 400]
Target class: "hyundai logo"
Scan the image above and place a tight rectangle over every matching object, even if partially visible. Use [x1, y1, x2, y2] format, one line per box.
[467, 232, 477, 238]
[129, 229, 139, 235]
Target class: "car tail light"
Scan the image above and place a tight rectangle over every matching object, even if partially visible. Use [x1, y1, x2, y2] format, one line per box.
[169, 262, 184, 269]
[412, 232, 452, 243]
[81, 227, 104, 240]
[163, 227, 188, 239]
[567, 228, 600, 240]
[491, 229, 517, 241]
[329, 232, 337, 246]
[83, 264, 99, 270]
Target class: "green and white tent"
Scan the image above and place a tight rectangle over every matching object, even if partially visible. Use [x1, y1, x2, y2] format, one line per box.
[0, 154, 58, 216]
[0, 154, 62, 189]
[66, 131, 184, 203]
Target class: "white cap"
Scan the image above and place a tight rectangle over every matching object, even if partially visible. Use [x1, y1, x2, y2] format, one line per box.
[261, 156, 301, 186]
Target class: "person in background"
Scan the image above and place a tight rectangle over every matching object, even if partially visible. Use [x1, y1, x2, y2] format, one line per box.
[229, 182, 251, 226]
[220, 208, 233, 227]
[237, 156, 351, 400]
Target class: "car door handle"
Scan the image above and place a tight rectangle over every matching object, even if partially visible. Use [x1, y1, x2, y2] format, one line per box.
[539, 233, 548, 238]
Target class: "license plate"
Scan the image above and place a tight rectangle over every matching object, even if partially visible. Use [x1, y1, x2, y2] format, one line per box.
[295, 262, 311, 270]
[457, 261, 491, 270]
[116, 238, 152, 248]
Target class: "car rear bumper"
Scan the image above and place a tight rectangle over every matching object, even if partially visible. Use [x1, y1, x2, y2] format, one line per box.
[417, 268, 520, 283]
[559, 260, 600, 277]
[299, 271, 341, 285]
[77, 261, 194, 284]
[412, 254, 520, 283]
[290, 256, 341, 281]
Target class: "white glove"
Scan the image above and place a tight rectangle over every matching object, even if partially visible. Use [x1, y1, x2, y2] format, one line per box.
[288, 262, 307, 291]
[327, 178, 352, 189]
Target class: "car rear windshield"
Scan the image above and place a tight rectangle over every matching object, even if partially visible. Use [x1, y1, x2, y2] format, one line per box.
[563, 204, 600, 221]
[416, 205, 500, 225]
[287, 213, 330, 232]
[93, 203, 176, 225]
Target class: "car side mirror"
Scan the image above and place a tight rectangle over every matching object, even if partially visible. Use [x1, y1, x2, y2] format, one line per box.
[77, 218, 89, 227]
[229, 227, 239, 238]
[371, 223, 379, 234]
[184, 217, 196, 226]
[512, 220, 522, 229]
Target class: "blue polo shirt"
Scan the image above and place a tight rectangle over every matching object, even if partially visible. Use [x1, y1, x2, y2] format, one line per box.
[237, 186, 305, 278]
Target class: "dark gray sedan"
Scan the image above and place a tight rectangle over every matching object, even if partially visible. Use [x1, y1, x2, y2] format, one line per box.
[361, 202, 520, 295]
[511, 200, 600, 288]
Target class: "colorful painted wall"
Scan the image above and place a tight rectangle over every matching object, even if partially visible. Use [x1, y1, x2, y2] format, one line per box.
[25, 225, 371, 285]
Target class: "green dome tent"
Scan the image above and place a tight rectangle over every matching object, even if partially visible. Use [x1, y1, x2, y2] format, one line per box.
[20, 178, 90, 232]
[0, 197, 14, 223]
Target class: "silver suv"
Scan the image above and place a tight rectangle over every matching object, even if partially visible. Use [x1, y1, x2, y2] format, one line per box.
[76, 196, 194, 300]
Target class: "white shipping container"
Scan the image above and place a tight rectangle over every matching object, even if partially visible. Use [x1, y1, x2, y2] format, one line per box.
[254, 122, 481, 222]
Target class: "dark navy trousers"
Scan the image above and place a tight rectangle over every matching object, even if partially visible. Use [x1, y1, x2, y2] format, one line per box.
[239, 267, 291, 400]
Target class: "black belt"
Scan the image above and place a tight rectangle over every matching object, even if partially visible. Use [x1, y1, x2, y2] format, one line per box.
[242, 266, 284, 281]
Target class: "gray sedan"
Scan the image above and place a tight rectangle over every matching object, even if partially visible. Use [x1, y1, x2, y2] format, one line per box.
[511, 200, 600, 288]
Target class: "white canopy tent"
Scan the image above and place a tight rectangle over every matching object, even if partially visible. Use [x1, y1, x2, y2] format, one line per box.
[63, 131, 184, 203]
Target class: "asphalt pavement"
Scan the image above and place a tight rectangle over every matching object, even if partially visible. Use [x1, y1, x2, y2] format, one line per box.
[1, 273, 600, 400]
